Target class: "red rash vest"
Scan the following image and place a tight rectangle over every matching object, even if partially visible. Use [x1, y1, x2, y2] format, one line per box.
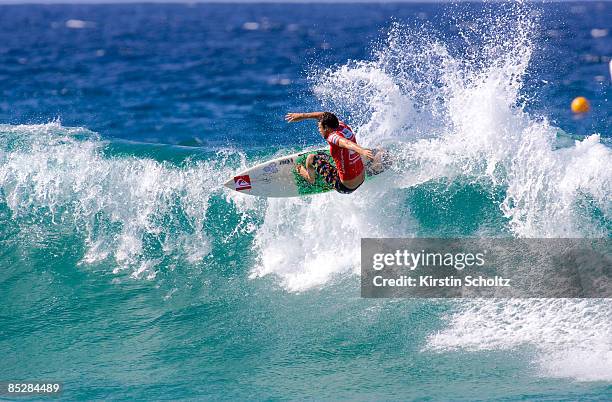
[325, 122, 364, 181]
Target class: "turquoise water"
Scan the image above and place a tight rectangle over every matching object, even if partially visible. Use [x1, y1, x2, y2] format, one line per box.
[1, 2, 611, 400]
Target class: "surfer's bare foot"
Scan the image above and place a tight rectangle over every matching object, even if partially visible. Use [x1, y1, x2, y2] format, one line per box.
[296, 164, 315, 184]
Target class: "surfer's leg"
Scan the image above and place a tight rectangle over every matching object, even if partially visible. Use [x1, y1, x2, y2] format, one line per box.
[295, 154, 317, 184]
[304, 154, 317, 183]
[311, 154, 340, 188]
[296, 164, 315, 184]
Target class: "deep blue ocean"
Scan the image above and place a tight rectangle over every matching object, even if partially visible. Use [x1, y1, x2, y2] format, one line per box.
[1, 2, 611, 400]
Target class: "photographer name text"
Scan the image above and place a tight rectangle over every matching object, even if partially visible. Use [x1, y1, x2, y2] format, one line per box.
[370, 250, 510, 288]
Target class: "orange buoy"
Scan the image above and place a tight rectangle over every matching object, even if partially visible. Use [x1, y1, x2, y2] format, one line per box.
[571, 96, 590, 114]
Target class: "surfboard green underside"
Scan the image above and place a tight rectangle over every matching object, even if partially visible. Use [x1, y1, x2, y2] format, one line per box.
[292, 148, 388, 195]
[293, 150, 335, 195]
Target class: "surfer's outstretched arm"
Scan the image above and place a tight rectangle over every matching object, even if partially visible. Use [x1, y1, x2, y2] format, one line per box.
[285, 112, 325, 123]
[336, 137, 374, 159]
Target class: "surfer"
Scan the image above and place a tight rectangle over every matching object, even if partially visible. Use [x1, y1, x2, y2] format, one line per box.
[285, 111, 374, 194]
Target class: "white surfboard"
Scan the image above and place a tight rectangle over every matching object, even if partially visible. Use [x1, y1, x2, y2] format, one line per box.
[224, 148, 391, 198]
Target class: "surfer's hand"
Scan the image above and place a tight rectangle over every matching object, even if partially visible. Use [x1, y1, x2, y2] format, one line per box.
[285, 113, 303, 123]
[361, 149, 375, 160]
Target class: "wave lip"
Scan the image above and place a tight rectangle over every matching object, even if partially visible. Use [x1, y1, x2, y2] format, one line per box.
[0, 122, 240, 279]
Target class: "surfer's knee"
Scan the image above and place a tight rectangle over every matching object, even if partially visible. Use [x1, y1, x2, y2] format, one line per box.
[305, 153, 315, 167]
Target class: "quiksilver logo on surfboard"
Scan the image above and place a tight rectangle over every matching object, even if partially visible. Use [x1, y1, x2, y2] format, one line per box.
[234, 175, 252, 191]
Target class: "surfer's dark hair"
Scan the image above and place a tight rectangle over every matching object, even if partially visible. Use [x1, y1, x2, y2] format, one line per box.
[319, 112, 339, 130]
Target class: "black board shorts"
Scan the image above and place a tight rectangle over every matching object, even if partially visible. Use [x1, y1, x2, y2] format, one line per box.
[311, 153, 364, 194]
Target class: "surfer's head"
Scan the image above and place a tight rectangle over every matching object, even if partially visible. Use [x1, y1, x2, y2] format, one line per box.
[318, 112, 339, 137]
